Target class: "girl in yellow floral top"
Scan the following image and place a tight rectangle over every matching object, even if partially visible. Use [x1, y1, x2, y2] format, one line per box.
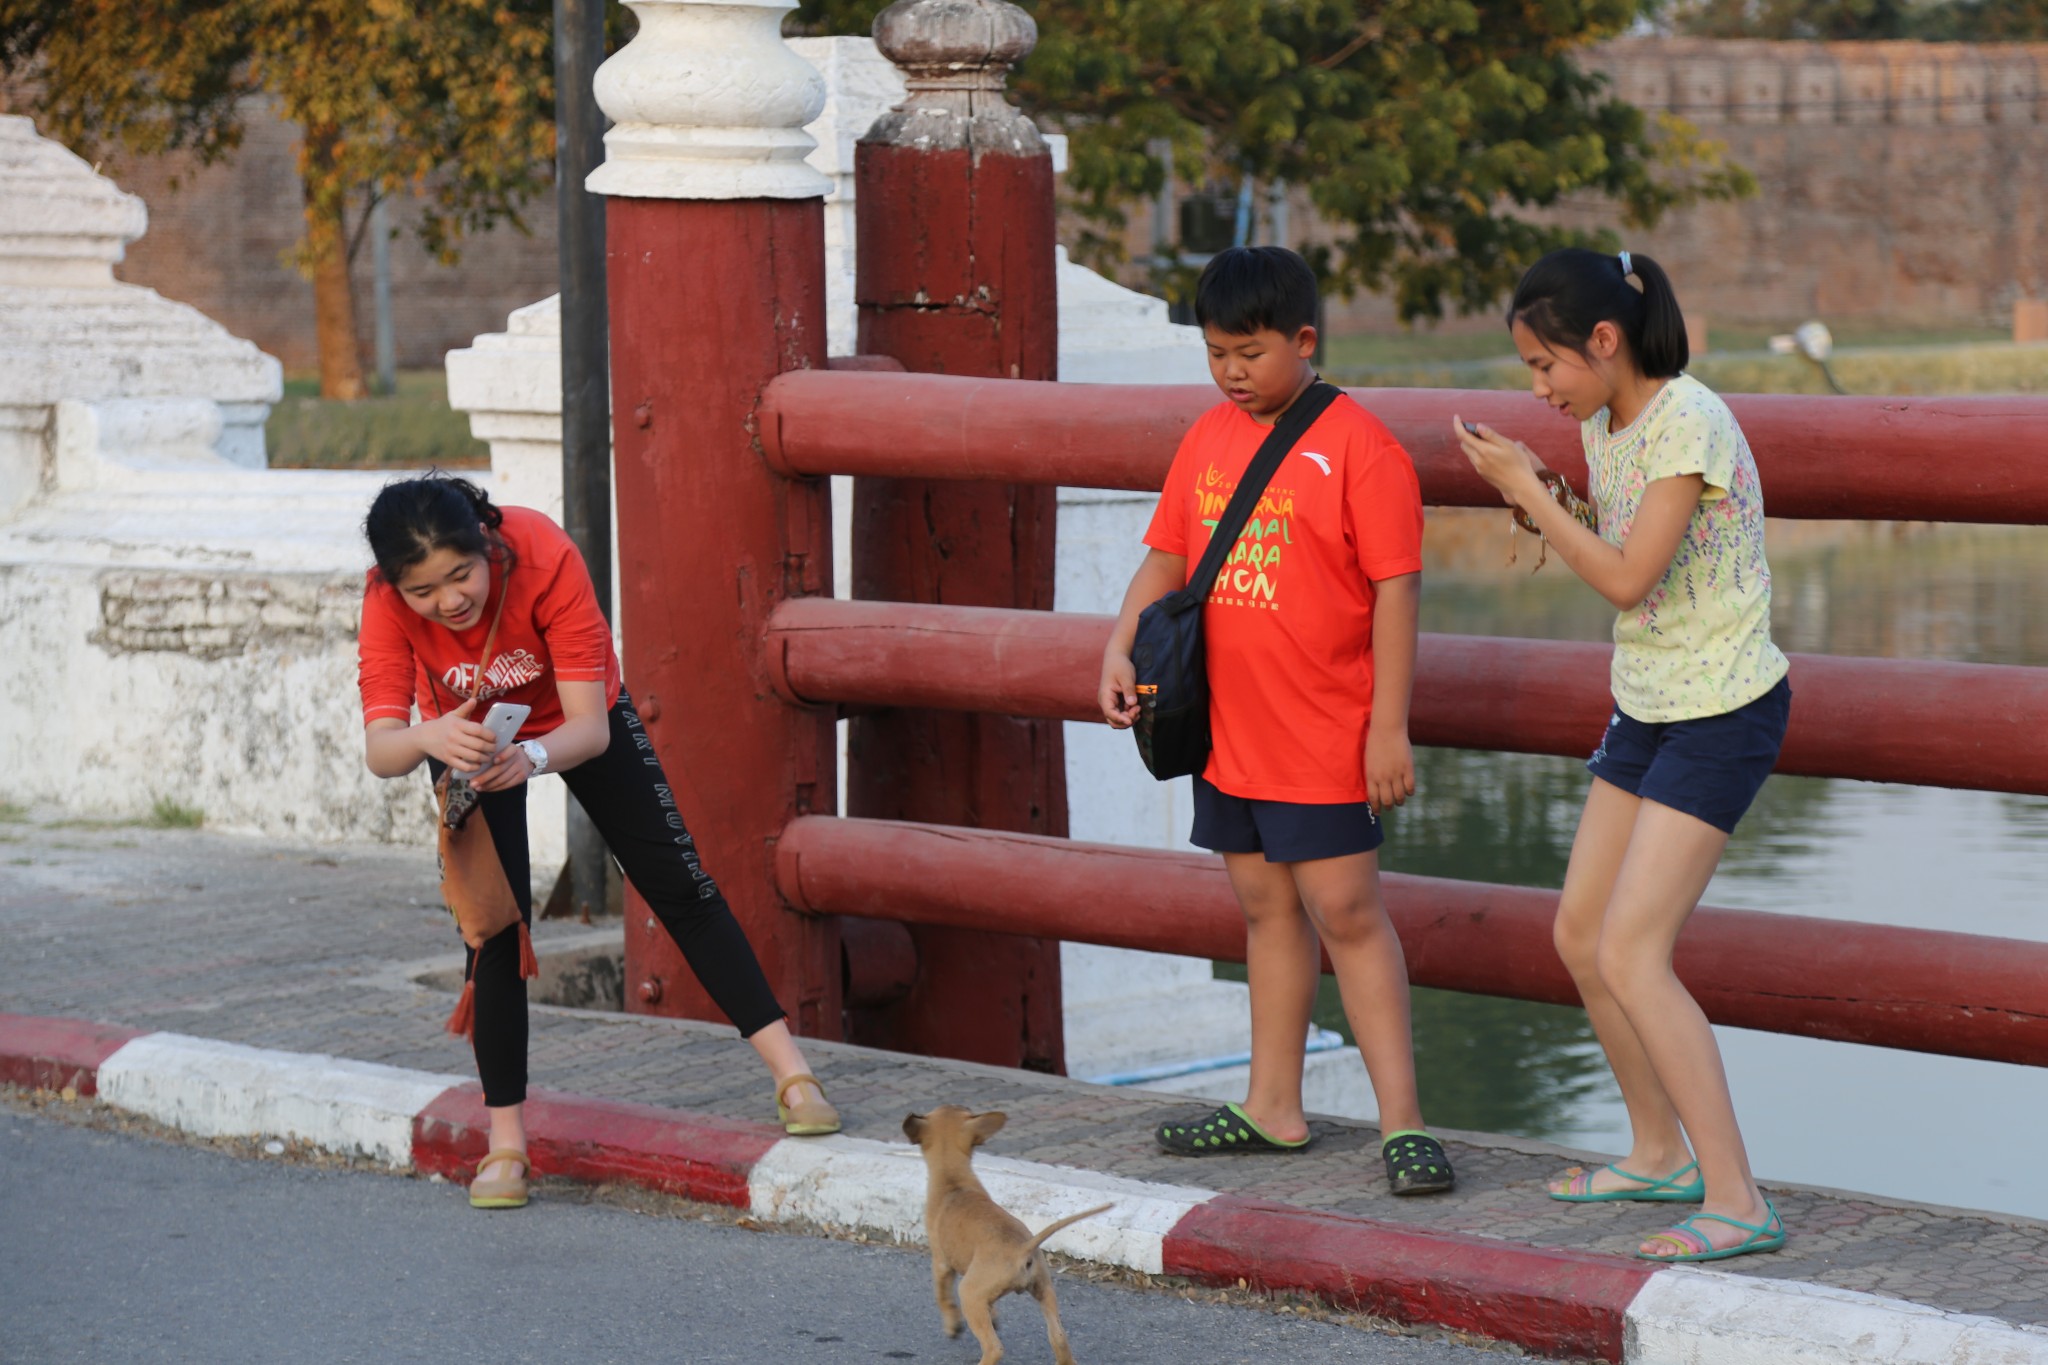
[1454, 249, 1791, 1265]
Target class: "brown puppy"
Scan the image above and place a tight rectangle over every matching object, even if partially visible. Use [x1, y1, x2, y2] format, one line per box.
[903, 1107, 1112, 1365]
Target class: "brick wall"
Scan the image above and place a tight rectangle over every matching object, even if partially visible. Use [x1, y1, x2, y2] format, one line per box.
[1121, 39, 2048, 337]
[1559, 38, 2047, 329]
[106, 98, 559, 374]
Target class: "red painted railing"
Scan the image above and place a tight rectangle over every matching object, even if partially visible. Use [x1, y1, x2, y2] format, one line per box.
[765, 597, 2048, 797]
[761, 371, 2048, 523]
[757, 373, 2048, 1066]
[776, 816, 2048, 1068]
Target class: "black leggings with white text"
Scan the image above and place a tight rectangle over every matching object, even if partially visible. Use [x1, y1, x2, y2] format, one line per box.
[449, 690, 785, 1107]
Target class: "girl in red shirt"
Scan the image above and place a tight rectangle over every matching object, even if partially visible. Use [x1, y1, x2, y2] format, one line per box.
[358, 475, 839, 1208]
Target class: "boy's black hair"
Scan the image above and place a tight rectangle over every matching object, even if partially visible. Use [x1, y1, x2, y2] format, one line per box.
[1508, 248, 1690, 379]
[1194, 246, 1319, 336]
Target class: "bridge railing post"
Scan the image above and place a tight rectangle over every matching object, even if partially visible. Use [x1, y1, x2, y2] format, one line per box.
[846, 0, 1066, 1070]
[589, 0, 842, 1037]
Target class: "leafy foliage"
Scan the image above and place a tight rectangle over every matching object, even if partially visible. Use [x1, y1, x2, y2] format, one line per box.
[1, 0, 560, 394]
[794, 0, 1753, 320]
[1, 0, 556, 263]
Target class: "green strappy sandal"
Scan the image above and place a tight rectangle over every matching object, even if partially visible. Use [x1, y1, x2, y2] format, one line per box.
[1550, 1159, 1704, 1203]
[1638, 1199, 1786, 1263]
[1155, 1103, 1311, 1156]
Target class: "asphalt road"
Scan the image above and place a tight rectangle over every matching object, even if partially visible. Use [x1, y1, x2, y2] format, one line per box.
[0, 1102, 1512, 1365]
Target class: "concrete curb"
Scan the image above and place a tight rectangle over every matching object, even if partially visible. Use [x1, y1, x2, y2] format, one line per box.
[5, 1013, 2045, 1364]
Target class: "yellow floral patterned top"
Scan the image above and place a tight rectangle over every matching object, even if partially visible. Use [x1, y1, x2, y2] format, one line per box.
[1584, 375, 1789, 723]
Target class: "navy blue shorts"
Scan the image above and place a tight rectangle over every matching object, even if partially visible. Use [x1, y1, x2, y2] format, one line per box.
[1190, 776, 1384, 863]
[1585, 677, 1792, 834]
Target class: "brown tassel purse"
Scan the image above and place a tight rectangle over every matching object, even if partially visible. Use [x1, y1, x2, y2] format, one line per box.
[429, 566, 539, 1038]
[1508, 469, 1598, 571]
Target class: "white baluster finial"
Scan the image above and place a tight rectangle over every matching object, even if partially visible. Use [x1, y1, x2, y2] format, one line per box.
[587, 0, 833, 200]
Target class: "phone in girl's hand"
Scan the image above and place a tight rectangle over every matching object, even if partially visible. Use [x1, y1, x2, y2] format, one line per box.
[478, 702, 531, 757]
[1461, 420, 1483, 435]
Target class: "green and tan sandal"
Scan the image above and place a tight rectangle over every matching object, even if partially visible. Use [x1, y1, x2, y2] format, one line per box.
[468, 1148, 530, 1210]
[776, 1073, 842, 1137]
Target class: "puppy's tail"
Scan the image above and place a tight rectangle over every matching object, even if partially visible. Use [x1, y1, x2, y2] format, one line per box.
[1025, 1203, 1114, 1254]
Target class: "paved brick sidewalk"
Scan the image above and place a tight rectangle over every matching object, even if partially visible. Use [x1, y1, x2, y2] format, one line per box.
[4, 813, 2044, 1330]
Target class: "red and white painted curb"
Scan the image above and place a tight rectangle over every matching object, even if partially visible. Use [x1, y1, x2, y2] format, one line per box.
[5, 1013, 2044, 1364]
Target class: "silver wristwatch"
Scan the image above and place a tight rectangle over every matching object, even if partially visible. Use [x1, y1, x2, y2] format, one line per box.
[516, 739, 549, 774]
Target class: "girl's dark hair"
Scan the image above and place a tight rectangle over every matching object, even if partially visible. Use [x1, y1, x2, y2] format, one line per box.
[364, 473, 510, 584]
[1195, 246, 1319, 336]
[1507, 248, 1689, 379]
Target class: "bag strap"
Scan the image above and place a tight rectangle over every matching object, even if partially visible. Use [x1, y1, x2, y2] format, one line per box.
[1183, 379, 1344, 601]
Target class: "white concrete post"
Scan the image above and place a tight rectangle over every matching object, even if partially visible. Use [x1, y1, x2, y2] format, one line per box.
[0, 116, 282, 518]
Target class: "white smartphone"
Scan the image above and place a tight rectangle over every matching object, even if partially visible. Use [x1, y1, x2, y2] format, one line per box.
[478, 702, 532, 758]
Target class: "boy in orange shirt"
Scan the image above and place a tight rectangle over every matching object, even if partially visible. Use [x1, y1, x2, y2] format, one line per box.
[1098, 246, 1451, 1195]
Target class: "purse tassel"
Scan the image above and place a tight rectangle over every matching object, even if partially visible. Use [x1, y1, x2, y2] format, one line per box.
[446, 921, 534, 1038]
[446, 966, 477, 1039]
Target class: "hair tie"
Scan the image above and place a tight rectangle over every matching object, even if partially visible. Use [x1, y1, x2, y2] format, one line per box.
[1618, 250, 1633, 277]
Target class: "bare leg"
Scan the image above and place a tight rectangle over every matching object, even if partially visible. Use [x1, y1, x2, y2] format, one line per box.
[1223, 851, 1318, 1144]
[477, 1104, 527, 1183]
[1547, 779, 1693, 1194]
[1291, 851, 1423, 1135]
[748, 1018, 825, 1110]
[1597, 799, 1770, 1252]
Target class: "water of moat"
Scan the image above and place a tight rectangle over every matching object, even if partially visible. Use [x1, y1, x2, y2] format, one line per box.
[1218, 524, 2048, 1220]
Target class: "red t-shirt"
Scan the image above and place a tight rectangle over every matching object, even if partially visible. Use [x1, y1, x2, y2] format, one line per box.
[1142, 395, 1424, 803]
[357, 506, 620, 740]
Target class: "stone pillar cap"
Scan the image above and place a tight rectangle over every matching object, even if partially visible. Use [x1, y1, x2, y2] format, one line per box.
[0, 116, 149, 287]
[863, 0, 1045, 155]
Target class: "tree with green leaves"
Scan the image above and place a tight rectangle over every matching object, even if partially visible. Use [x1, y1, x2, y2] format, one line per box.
[795, 0, 1752, 322]
[0, 0, 557, 398]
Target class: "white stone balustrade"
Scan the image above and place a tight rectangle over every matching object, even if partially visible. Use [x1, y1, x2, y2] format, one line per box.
[0, 116, 282, 518]
[0, 118, 435, 849]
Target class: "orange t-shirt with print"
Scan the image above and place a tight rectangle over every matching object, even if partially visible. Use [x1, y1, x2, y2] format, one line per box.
[1142, 394, 1424, 803]
[356, 506, 621, 740]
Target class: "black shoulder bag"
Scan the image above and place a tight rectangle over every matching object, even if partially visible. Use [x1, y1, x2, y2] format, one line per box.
[1130, 380, 1343, 780]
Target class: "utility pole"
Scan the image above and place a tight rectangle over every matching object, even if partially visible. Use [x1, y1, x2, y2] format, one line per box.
[370, 196, 396, 395]
[556, 0, 612, 920]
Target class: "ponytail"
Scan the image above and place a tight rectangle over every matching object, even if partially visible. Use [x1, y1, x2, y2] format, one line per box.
[1507, 247, 1690, 379]
[364, 472, 512, 584]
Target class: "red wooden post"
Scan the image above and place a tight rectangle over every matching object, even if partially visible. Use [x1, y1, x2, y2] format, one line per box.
[588, 0, 841, 1037]
[846, 0, 1064, 1070]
